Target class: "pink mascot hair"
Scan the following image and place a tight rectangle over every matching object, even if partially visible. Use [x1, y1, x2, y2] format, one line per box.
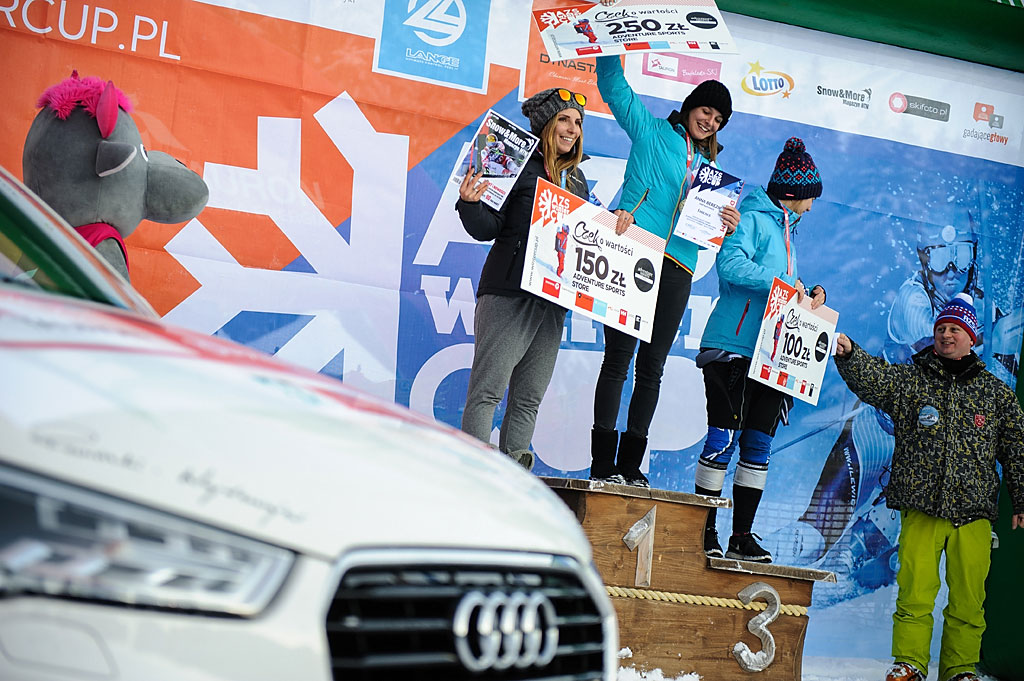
[36, 70, 134, 122]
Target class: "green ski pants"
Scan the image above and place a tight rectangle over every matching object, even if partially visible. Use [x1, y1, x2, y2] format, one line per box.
[893, 509, 991, 681]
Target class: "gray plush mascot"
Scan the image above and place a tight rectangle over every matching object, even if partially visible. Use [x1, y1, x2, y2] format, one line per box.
[22, 71, 208, 280]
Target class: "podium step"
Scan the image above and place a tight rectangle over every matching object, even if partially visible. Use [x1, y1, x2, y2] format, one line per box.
[542, 477, 835, 679]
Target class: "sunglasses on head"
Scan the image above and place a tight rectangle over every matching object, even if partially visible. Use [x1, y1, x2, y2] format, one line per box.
[554, 88, 587, 107]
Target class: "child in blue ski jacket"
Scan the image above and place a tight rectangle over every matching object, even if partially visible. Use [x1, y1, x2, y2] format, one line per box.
[695, 138, 825, 563]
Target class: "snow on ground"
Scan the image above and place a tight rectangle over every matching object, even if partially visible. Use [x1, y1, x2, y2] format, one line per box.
[617, 668, 700, 681]
[615, 654, 1001, 681]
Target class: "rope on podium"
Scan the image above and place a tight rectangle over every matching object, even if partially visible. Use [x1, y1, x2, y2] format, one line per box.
[604, 584, 808, 617]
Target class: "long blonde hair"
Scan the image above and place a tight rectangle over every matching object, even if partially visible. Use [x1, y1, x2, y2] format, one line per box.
[540, 110, 584, 193]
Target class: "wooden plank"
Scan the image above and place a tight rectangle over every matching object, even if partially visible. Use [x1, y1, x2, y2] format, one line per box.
[542, 477, 731, 508]
[613, 596, 808, 680]
[564, 490, 820, 605]
[543, 478, 835, 678]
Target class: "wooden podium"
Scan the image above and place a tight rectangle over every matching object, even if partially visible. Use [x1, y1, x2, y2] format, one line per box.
[542, 478, 835, 679]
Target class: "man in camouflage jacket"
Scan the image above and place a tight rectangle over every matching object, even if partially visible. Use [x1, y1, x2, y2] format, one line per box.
[834, 293, 1024, 681]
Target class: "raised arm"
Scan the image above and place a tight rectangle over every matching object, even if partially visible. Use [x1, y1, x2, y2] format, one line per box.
[833, 338, 904, 414]
[595, 55, 657, 143]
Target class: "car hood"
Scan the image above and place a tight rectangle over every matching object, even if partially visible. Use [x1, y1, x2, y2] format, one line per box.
[0, 288, 589, 563]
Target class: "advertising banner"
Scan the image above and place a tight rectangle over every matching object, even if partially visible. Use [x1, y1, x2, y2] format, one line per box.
[522, 178, 665, 342]
[532, 0, 737, 62]
[748, 278, 839, 406]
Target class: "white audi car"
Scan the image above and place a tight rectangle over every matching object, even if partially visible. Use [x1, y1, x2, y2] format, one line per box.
[0, 164, 617, 681]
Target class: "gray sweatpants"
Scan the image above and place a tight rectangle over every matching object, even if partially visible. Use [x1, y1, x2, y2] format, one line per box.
[461, 294, 566, 454]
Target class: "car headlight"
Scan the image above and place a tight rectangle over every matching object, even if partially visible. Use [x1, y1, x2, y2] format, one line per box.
[0, 466, 294, 616]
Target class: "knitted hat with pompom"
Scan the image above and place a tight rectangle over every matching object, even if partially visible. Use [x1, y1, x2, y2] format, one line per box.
[767, 137, 822, 200]
[934, 292, 979, 344]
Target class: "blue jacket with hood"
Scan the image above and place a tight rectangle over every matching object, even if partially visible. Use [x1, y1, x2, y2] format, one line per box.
[596, 56, 712, 274]
[701, 186, 800, 356]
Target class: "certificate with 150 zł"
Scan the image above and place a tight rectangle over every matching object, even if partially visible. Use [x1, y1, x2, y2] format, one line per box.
[522, 177, 666, 343]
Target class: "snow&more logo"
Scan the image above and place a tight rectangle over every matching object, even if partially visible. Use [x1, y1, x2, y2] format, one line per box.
[816, 85, 871, 110]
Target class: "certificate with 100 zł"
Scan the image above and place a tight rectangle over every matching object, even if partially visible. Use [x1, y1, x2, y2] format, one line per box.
[748, 277, 839, 406]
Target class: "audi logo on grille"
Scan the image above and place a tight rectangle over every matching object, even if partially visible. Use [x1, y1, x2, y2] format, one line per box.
[452, 590, 559, 671]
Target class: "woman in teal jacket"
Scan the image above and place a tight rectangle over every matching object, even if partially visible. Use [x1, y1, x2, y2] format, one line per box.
[590, 55, 739, 487]
[695, 138, 825, 562]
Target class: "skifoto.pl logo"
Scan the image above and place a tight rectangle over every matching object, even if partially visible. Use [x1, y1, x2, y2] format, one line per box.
[741, 61, 794, 99]
[888, 92, 949, 122]
[964, 102, 1008, 145]
[405, 0, 466, 47]
[816, 85, 871, 109]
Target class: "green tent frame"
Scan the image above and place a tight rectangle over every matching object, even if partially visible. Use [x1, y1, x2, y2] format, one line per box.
[719, 0, 1024, 73]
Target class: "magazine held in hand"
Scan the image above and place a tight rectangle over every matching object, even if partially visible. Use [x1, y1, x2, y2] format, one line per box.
[452, 109, 539, 211]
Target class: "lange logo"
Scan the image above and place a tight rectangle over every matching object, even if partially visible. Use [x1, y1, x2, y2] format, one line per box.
[453, 590, 559, 671]
[889, 92, 949, 122]
[404, 0, 467, 47]
[741, 61, 794, 99]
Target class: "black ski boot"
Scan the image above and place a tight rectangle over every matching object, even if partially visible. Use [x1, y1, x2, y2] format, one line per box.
[616, 432, 650, 488]
[589, 428, 625, 484]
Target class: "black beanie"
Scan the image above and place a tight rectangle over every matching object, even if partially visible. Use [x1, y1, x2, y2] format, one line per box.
[521, 88, 586, 136]
[671, 79, 732, 130]
[766, 137, 823, 200]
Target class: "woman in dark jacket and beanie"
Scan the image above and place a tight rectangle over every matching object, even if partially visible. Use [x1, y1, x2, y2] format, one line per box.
[456, 88, 590, 469]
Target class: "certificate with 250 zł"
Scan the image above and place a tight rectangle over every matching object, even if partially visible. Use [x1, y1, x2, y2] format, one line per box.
[522, 177, 666, 343]
[748, 277, 839, 406]
[531, 1, 738, 63]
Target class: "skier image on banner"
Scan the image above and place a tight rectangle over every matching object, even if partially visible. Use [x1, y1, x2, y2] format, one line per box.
[479, 135, 519, 178]
[767, 217, 1023, 603]
[770, 312, 785, 362]
[555, 221, 569, 277]
[574, 18, 598, 43]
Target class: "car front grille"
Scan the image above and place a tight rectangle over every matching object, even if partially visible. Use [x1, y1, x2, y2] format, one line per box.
[325, 555, 608, 680]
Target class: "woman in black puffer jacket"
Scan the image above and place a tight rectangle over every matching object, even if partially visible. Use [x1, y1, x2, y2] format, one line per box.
[456, 88, 590, 469]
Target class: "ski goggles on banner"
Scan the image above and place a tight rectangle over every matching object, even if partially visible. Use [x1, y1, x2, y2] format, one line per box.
[554, 88, 587, 107]
[923, 242, 974, 274]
